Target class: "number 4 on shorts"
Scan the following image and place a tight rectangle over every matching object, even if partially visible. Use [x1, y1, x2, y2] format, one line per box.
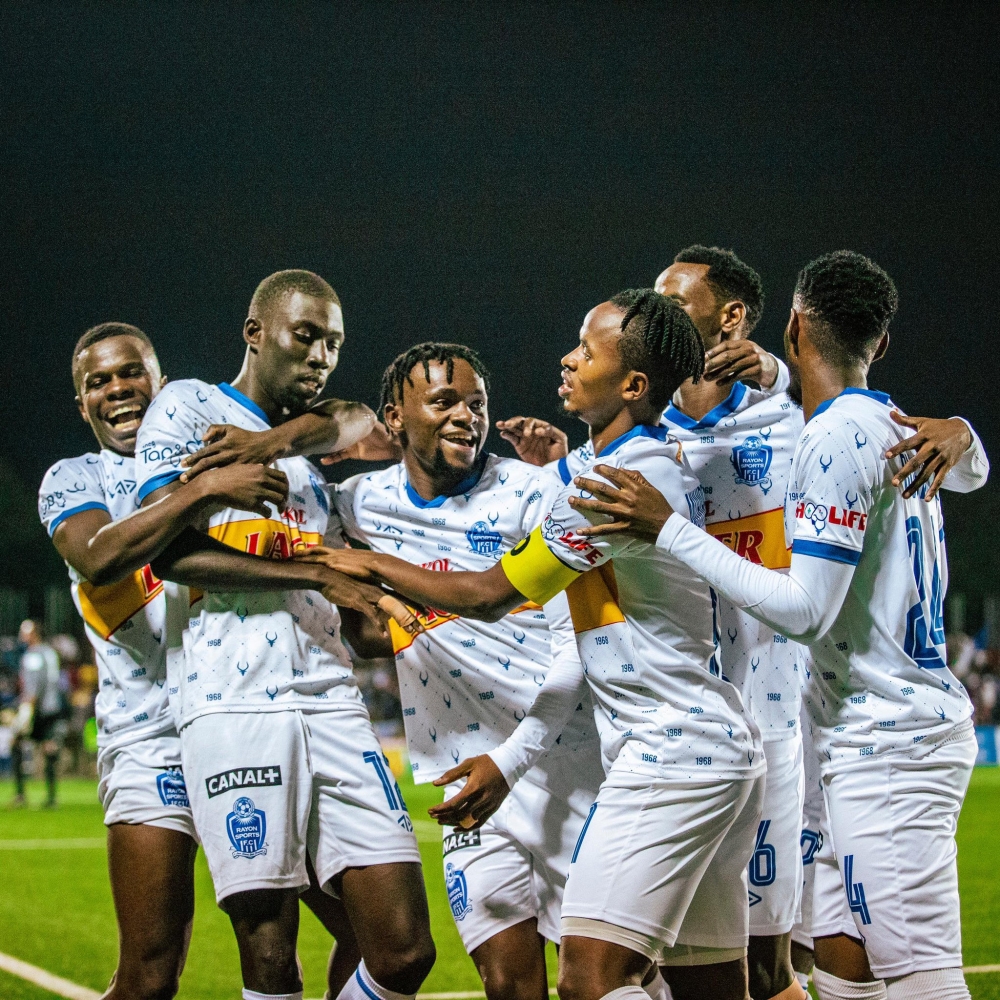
[843, 854, 872, 925]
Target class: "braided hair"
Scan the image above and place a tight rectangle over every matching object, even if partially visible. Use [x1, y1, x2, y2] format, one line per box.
[794, 251, 898, 364]
[609, 289, 705, 412]
[379, 342, 491, 417]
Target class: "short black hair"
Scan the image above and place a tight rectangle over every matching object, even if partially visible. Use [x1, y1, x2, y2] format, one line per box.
[72, 322, 155, 393]
[794, 251, 899, 364]
[609, 289, 705, 413]
[673, 244, 765, 334]
[380, 342, 491, 417]
[249, 269, 341, 322]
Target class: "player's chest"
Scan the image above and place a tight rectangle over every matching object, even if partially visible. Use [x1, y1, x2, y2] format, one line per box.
[98, 458, 141, 519]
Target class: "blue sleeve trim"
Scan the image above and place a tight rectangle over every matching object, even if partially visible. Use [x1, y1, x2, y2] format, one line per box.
[792, 539, 862, 566]
[557, 456, 571, 485]
[137, 470, 183, 501]
[48, 502, 110, 535]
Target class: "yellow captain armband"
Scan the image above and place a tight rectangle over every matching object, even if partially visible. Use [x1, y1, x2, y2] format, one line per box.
[500, 526, 581, 606]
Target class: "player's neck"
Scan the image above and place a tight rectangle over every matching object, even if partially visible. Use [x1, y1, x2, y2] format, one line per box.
[674, 375, 733, 421]
[229, 362, 282, 425]
[801, 361, 869, 422]
[588, 403, 656, 456]
[403, 449, 484, 502]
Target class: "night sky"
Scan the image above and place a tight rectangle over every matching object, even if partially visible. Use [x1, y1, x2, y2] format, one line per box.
[2, 4, 997, 605]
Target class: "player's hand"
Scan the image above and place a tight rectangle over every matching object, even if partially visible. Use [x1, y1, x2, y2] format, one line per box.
[496, 417, 569, 466]
[318, 573, 422, 637]
[321, 423, 402, 465]
[886, 411, 974, 501]
[429, 755, 510, 830]
[295, 545, 382, 583]
[180, 425, 287, 481]
[703, 340, 779, 388]
[193, 464, 290, 517]
[569, 464, 675, 542]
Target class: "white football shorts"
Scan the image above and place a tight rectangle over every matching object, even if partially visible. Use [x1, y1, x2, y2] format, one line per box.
[560, 759, 765, 962]
[97, 730, 197, 839]
[441, 744, 604, 954]
[181, 707, 421, 903]
[791, 736, 826, 950]
[809, 725, 976, 978]
[749, 735, 805, 936]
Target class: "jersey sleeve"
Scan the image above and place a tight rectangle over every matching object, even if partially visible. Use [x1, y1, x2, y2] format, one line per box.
[134, 382, 211, 501]
[547, 441, 592, 486]
[38, 456, 107, 536]
[789, 418, 876, 566]
[329, 474, 370, 547]
[940, 418, 990, 493]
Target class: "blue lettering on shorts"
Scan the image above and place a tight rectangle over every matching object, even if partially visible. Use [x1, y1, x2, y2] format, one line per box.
[226, 796, 267, 858]
[156, 769, 190, 808]
[445, 861, 471, 920]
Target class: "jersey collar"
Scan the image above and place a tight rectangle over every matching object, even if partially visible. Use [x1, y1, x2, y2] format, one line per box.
[217, 383, 272, 426]
[810, 386, 892, 422]
[662, 382, 748, 431]
[596, 423, 669, 458]
[403, 458, 488, 508]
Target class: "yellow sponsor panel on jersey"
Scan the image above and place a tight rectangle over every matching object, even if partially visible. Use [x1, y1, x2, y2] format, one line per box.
[389, 606, 460, 653]
[78, 564, 163, 640]
[500, 526, 581, 606]
[565, 563, 626, 634]
[706, 507, 790, 569]
[207, 517, 323, 558]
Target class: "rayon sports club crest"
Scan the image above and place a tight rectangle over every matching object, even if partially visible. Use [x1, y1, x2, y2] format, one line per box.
[731, 435, 773, 494]
[226, 796, 267, 858]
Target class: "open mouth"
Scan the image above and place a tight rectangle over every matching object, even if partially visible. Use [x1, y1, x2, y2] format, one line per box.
[557, 370, 574, 397]
[440, 433, 478, 453]
[297, 376, 324, 394]
[103, 403, 145, 432]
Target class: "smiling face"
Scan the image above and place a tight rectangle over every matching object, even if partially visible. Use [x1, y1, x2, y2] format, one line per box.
[384, 358, 489, 487]
[75, 335, 165, 455]
[248, 290, 345, 416]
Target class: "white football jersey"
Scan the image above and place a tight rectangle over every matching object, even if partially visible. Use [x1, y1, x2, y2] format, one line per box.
[38, 451, 175, 749]
[516, 424, 762, 779]
[660, 385, 807, 743]
[786, 388, 972, 770]
[332, 455, 598, 783]
[135, 380, 360, 728]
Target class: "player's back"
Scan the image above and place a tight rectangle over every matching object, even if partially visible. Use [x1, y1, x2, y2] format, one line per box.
[787, 389, 972, 770]
[135, 379, 358, 728]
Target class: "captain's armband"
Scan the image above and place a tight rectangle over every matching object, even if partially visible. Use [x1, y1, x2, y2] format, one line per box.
[500, 526, 581, 606]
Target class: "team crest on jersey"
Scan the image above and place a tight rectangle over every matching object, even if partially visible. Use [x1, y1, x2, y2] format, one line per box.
[731, 436, 773, 494]
[445, 862, 471, 920]
[466, 521, 503, 556]
[156, 769, 190, 808]
[226, 796, 267, 858]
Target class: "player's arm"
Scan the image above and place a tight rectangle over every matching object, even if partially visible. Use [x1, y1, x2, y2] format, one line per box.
[702, 341, 786, 391]
[570, 464, 854, 643]
[178, 398, 377, 481]
[886, 411, 990, 499]
[51, 465, 289, 587]
[495, 416, 570, 466]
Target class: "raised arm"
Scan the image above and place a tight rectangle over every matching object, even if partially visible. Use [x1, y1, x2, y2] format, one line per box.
[886, 411, 990, 499]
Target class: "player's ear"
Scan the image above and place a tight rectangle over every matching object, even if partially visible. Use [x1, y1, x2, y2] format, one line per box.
[785, 309, 801, 358]
[243, 316, 262, 355]
[383, 401, 404, 435]
[871, 331, 889, 363]
[719, 299, 747, 340]
[75, 395, 90, 425]
[622, 370, 649, 403]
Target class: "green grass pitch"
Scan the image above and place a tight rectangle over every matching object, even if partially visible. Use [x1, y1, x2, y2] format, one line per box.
[1, 768, 997, 999]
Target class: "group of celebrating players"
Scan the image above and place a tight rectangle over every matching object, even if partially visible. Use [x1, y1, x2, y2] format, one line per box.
[37, 245, 989, 1000]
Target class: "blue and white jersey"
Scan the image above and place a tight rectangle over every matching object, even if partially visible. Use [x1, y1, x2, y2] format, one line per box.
[38, 451, 176, 749]
[332, 455, 599, 783]
[135, 379, 360, 728]
[786, 389, 973, 770]
[531, 425, 763, 779]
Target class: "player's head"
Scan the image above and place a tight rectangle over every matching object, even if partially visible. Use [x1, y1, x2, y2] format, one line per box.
[784, 251, 898, 404]
[243, 270, 344, 417]
[559, 290, 704, 434]
[655, 245, 764, 348]
[18, 619, 42, 646]
[381, 343, 491, 485]
[72, 322, 165, 457]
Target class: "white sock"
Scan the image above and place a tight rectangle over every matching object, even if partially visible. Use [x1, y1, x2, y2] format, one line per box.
[601, 989, 652, 1000]
[334, 960, 415, 1000]
[242, 991, 303, 1000]
[885, 968, 970, 1000]
[642, 967, 673, 1000]
[795, 970, 811, 991]
[812, 968, 887, 999]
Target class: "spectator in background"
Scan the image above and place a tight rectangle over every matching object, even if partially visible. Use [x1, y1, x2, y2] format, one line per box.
[10, 620, 66, 808]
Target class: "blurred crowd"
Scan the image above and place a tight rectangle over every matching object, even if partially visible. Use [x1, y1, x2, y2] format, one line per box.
[949, 628, 1000, 725]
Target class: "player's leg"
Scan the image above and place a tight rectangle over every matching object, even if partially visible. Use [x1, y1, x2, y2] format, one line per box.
[104, 823, 198, 1000]
[9, 735, 26, 805]
[300, 855, 362, 999]
[42, 736, 59, 806]
[823, 731, 976, 998]
[306, 709, 434, 998]
[472, 918, 549, 1000]
[790, 939, 814, 995]
[180, 711, 312, 996]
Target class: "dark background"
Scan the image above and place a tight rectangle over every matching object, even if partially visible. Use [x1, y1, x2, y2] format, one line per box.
[1, 3, 996, 625]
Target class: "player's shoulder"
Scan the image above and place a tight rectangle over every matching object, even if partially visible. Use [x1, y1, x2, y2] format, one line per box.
[804, 389, 894, 445]
[483, 454, 562, 492]
[142, 378, 217, 428]
[335, 464, 401, 509]
[41, 451, 105, 489]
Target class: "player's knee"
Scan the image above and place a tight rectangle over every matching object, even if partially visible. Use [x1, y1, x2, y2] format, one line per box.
[364, 933, 436, 993]
[481, 964, 540, 1000]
